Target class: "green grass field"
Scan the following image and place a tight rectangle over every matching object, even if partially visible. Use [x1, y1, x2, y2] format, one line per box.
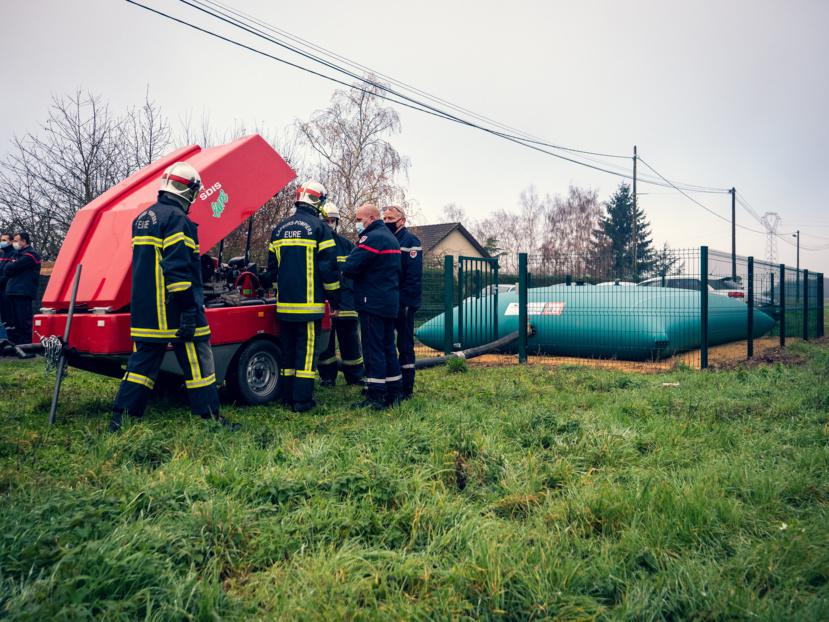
[1, 342, 828, 620]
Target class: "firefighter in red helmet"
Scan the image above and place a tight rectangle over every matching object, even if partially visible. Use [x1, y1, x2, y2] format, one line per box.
[266, 179, 340, 412]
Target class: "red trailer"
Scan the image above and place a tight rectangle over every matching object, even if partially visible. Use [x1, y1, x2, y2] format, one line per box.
[28, 134, 328, 405]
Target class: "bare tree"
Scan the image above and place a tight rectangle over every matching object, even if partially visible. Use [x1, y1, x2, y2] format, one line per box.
[539, 185, 603, 275]
[441, 203, 466, 224]
[125, 87, 172, 169]
[296, 79, 410, 235]
[0, 91, 132, 257]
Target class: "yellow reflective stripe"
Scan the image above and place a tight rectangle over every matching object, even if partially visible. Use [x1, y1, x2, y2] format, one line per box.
[276, 303, 326, 314]
[337, 311, 358, 318]
[271, 239, 316, 248]
[132, 235, 162, 247]
[185, 341, 201, 381]
[162, 231, 197, 250]
[130, 326, 211, 339]
[268, 241, 279, 253]
[124, 372, 155, 389]
[318, 239, 335, 251]
[323, 281, 340, 291]
[296, 370, 316, 379]
[166, 281, 192, 293]
[154, 249, 167, 330]
[306, 247, 314, 303]
[304, 320, 315, 373]
[186, 374, 215, 389]
[280, 368, 296, 377]
[342, 357, 364, 366]
[336, 255, 348, 262]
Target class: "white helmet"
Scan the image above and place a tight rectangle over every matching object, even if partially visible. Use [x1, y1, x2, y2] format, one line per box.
[324, 201, 340, 220]
[295, 179, 327, 213]
[159, 162, 202, 205]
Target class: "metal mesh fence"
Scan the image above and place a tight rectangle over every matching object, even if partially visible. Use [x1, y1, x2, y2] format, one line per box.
[414, 257, 449, 359]
[520, 249, 703, 370]
[407, 248, 823, 372]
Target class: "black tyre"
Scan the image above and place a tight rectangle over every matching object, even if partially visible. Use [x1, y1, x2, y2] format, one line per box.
[230, 339, 281, 405]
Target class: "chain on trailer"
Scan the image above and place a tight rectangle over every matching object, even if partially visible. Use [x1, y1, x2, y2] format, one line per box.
[38, 333, 64, 376]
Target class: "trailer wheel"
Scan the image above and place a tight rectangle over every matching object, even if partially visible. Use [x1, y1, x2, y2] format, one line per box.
[230, 340, 281, 405]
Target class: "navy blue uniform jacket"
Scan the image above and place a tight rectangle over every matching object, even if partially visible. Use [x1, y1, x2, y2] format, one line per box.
[343, 219, 401, 319]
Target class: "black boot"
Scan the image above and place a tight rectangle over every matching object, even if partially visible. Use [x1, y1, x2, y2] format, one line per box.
[292, 400, 317, 413]
[108, 411, 123, 433]
[352, 390, 387, 410]
[201, 410, 240, 431]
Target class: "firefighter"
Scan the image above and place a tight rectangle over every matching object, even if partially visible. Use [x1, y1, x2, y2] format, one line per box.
[343, 204, 402, 409]
[2, 232, 41, 345]
[317, 202, 365, 386]
[267, 180, 340, 412]
[110, 162, 236, 432]
[382, 206, 423, 400]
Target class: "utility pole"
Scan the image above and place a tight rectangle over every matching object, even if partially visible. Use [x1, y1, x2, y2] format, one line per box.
[632, 145, 638, 279]
[794, 230, 800, 300]
[730, 187, 736, 280]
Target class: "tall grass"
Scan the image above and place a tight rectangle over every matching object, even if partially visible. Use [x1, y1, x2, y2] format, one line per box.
[0, 341, 827, 620]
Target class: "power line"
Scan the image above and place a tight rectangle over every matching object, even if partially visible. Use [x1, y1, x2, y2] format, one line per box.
[188, 0, 735, 195]
[126, 0, 734, 196]
[637, 156, 769, 235]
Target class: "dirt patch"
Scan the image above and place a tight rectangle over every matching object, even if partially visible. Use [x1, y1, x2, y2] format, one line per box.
[417, 335, 826, 374]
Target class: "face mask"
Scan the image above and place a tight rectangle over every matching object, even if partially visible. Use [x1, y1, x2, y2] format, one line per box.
[0, 241, 9, 249]
[385, 221, 400, 234]
[355, 221, 365, 234]
[12, 242, 22, 250]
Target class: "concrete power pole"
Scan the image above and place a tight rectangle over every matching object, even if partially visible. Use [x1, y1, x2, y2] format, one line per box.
[632, 145, 637, 279]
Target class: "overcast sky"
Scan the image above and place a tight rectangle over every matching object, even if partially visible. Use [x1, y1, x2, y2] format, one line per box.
[2, 0, 828, 273]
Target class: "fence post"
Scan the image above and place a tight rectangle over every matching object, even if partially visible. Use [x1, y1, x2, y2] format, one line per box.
[779, 264, 786, 348]
[457, 259, 464, 349]
[700, 246, 709, 369]
[518, 253, 528, 364]
[803, 269, 809, 341]
[443, 255, 454, 355]
[492, 260, 499, 341]
[770, 272, 775, 309]
[747, 257, 754, 359]
[818, 273, 825, 338]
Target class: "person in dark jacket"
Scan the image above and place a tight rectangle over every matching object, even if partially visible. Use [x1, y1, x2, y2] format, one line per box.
[2, 232, 41, 345]
[383, 206, 423, 399]
[110, 162, 236, 432]
[0, 231, 14, 326]
[317, 202, 364, 386]
[343, 204, 402, 409]
[266, 179, 340, 412]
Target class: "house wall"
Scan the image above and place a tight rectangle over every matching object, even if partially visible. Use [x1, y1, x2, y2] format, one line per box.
[427, 230, 485, 259]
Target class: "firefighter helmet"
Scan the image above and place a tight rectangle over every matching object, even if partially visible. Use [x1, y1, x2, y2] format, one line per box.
[159, 162, 202, 205]
[295, 180, 328, 212]
[325, 202, 340, 220]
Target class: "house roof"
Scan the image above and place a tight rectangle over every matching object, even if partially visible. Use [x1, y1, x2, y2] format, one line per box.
[408, 222, 490, 258]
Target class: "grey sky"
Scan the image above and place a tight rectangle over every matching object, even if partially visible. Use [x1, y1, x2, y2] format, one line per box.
[2, 0, 828, 272]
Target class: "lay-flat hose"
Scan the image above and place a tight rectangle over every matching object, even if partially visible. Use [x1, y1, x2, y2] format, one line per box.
[415, 330, 522, 369]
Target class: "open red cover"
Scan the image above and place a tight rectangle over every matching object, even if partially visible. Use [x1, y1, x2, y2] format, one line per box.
[42, 134, 296, 311]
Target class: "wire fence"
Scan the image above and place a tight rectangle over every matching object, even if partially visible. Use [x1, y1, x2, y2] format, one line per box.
[412, 247, 825, 371]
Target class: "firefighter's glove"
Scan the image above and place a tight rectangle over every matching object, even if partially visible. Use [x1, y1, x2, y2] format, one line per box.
[176, 307, 197, 341]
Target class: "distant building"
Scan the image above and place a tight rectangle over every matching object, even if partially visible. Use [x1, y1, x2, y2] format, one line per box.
[409, 222, 490, 260]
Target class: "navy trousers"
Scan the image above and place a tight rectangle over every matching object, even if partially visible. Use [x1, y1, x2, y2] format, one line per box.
[395, 305, 417, 393]
[359, 311, 401, 401]
[113, 340, 220, 418]
[318, 317, 364, 384]
[277, 319, 321, 407]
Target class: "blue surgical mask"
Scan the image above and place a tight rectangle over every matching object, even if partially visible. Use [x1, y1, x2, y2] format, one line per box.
[355, 221, 365, 234]
[0, 241, 9, 249]
[12, 242, 22, 251]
